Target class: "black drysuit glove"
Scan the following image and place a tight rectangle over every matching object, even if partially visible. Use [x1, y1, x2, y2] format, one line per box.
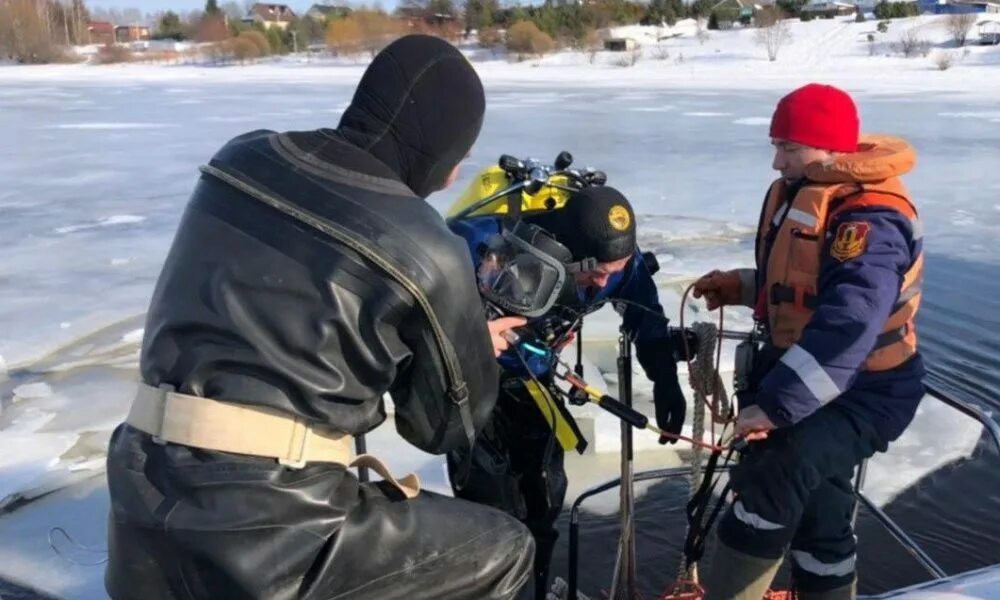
[636, 337, 687, 445]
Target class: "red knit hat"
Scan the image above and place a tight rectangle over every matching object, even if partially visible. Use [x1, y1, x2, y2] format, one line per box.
[769, 84, 860, 153]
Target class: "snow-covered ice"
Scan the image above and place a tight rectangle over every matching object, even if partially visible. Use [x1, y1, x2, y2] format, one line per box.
[0, 15, 998, 597]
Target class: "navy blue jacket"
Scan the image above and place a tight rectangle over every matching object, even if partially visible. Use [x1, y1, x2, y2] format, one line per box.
[753, 196, 926, 442]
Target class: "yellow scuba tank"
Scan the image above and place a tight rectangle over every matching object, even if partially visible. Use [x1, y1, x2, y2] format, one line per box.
[445, 165, 575, 219]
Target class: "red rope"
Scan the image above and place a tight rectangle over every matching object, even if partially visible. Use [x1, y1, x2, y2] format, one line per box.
[655, 431, 728, 454]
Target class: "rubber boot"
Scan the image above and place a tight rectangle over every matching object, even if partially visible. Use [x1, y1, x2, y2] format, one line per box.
[703, 542, 783, 600]
[797, 579, 857, 600]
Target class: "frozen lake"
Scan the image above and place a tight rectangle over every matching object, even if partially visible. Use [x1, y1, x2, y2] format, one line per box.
[1, 71, 999, 597]
[2, 77, 999, 367]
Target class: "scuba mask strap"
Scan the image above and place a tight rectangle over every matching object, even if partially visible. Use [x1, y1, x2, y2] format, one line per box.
[565, 257, 599, 274]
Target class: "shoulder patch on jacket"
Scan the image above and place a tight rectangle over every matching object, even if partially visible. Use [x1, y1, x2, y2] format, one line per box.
[830, 221, 871, 262]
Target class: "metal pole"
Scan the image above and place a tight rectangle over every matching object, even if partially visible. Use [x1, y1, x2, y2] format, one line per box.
[855, 492, 947, 579]
[609, 324, 637, 599]
[851, 459, 868, 526]
[925, 382, 1000, 454]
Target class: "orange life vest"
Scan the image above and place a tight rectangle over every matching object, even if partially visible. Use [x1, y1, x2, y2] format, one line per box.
[755, 135, 923, 372]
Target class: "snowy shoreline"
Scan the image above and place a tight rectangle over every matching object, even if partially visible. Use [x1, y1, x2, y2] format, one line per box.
[2, 16, 998, 95]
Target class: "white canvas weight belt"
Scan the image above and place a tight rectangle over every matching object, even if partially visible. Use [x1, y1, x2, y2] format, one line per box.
[127, 382, 420, 498]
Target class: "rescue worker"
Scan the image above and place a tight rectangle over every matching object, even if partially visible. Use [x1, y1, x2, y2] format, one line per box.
[447, 185, 689, 598]
[695, 84, 926, 599]
[104, 35, 535, 600]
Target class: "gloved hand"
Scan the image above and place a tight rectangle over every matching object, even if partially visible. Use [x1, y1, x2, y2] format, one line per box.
[692, 269, 743, 311]
[636, 337, 687, 445]
[654, 380, 686, 445]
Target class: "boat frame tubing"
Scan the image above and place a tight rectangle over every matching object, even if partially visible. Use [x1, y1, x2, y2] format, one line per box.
[566, 387, 1000, 597]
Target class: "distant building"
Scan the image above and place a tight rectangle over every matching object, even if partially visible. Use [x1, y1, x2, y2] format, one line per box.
[243, 3, 297, 30]
[604, 37, 638, 51]
[711, 0, 761, 28]
[801, 1, 858, 15]
[918, 0, 1000, 13]
[115, 25, 151, 43]
[87, 21, 115, 45]
[979, 19, 1000, 42]
[306, 3, 351, 21]
[952, 0, 1000, 12]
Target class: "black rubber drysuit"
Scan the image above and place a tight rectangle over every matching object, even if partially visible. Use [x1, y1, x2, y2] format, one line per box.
[105, 35, 534, 600]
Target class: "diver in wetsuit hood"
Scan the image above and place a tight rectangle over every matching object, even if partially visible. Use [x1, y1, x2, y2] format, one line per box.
[104, 34, 534, 600]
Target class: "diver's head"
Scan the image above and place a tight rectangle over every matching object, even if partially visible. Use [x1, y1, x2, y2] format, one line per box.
[528, 185, 637, 289]
[338, 35, 485, 198]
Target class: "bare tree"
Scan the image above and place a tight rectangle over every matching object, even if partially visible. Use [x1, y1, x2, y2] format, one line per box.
[932, 49, 954, 70]
[354, 9, 405, 57]
[326, 15, 363, 55]
[582, 28, 602, 64]
[90, 6, 143, 25]
[630, 45, 641, 65]
[695, 17, 710, 45]
[70, 0, 90, 45]
[613, 45, 641, 67]
[754, 6, 792, 61]
[195, 14, 229, 42]
[944, 13, 976, 47]
[0, 0, 71, 63]
[239, 29, 270, 55]
[220, 1, 244, 21]
[205, 38, 234, 64]
[477, 26, 502, 55]
[894, 27, 931, 57]
[505, 20, 555, 60]
[231, 35, 259, 64]
[97, 42, 132, 63]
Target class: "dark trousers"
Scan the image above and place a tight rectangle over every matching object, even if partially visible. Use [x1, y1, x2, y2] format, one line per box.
[448, 377, 568, 599]
[106, 424, 534, 600]
[718, 403, 887, 592]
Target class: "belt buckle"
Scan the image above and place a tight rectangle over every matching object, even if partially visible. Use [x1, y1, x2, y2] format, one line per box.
[151, 383, 177, 446]
[278, 417, 308, 469]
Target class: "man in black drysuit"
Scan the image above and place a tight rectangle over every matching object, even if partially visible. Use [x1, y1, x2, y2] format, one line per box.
[104, 35, 534, 600]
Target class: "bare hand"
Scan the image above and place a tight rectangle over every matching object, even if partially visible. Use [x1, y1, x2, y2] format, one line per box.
[735, 405, 777, 441]
[487, 316, 527, 357]
[554, 330, 577, 352]
[692, 269, 741, 311]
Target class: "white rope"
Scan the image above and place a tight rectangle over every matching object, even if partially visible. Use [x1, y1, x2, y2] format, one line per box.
[677, 321, 730, 582]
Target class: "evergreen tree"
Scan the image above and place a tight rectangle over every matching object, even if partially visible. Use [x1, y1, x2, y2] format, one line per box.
[266, 24, 285, 53]
[155, 10, 186, 40]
